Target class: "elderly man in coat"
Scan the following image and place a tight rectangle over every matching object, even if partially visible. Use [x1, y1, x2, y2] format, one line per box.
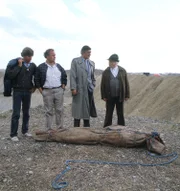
[70, 45, 97, 127]
[101, 54, 130, 127]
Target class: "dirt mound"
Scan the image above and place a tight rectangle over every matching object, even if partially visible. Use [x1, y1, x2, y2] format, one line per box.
[1, 69, 180, 123]
[94, 74, 180, 123]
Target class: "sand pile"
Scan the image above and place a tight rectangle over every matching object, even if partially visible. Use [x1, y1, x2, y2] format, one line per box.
[94, 74, 180, 123]
[1, 70, 180, 123]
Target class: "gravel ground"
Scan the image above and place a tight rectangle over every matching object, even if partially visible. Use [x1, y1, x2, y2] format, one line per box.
[0, 105, 180, 191]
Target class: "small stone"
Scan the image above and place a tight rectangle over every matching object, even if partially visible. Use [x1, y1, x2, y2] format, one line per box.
[26, 158, 32, 161]
[3, 178, 7, 183]
[165, 177, 171, 181]
[12, 164, 15, 167]
[133, 176, 137, 182]
[28, 171, 33, 175]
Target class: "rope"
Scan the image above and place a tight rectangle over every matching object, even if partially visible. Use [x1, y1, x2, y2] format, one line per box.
[51, 151, 178, 190]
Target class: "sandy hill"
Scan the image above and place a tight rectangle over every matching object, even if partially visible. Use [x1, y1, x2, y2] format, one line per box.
[0, 70, 180, 123]
[94, 74, 180, 123]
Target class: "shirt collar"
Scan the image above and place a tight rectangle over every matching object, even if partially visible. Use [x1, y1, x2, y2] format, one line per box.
[24, 62, 31, 67]
[46, 62, 57, 68]
[110, 65, 118, 70]
[82, 57, 89, 62]
[24, 62, 31, 65]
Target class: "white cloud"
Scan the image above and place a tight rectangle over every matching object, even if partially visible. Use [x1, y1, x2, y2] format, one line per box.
[74, 0, 103, 18]
[0, 0, 13, 17]
[0, 0, 180, 73]
[28, 0, 78, 32]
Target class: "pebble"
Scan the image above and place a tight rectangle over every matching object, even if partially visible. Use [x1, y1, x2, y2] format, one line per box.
[26, 157, 32, 161]
[3, 178, 7, 183]
[133, 176, 137, 182]
[27, 171, 33, 175]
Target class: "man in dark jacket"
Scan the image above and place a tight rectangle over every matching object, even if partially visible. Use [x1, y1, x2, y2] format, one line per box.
[101, 54, 130, 127]
[7, 47, 36, 141]
[35, 49, 67, 130]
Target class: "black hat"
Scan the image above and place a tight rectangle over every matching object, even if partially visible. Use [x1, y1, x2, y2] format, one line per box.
[108, 54, 119, 62]
[21, 47, 34, 57]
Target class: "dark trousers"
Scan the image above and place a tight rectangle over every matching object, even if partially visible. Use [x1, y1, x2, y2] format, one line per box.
[74, 91, 93, 127]
[10, 91, 32, 137]
[74, 119, 90, 127]
[104, 96, 125, 127]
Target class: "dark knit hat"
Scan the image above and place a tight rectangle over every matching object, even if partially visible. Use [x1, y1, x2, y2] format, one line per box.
[21, 47, 34, 57]
[108, 54, 119, 62]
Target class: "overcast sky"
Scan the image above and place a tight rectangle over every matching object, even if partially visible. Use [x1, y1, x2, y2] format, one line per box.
[0, 0, 180, 72]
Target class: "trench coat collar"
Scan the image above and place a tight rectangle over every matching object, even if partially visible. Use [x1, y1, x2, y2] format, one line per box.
[79, 56, 93, 67]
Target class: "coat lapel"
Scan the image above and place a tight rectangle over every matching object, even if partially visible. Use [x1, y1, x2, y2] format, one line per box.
[78, 57, 87, 73]
[78, 57, 94, 74]
[88, 60, 94, 74]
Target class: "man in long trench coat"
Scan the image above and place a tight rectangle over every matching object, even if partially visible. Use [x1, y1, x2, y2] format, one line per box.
[70, 45, 97, 127]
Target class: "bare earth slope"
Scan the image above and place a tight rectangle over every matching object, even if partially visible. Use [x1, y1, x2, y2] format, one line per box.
[94, 74, 180, 123]
[1, 71, 180, 123]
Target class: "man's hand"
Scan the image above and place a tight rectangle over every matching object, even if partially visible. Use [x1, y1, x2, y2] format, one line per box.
[103, 98, 107, 102]
[18, 58, 23, 67]
[39, 88, 43, 94]
[72, 89, 77, 96]
[30, 87, 36, 93]
[125, 98, 129, 101]
[61, 84, 65, 90]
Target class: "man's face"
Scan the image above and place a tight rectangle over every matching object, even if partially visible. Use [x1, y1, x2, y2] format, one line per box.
[23, 56, 32, 63]
[109, 61, 117, 68]
[82, 50, 91, 59]
[47, 50, 56, 62]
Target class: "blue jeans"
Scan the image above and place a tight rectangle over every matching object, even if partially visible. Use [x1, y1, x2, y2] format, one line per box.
[10, 91, 32, 137]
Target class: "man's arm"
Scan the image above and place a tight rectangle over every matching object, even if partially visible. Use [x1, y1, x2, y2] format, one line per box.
[60, 66, 67, 89]
[101, 72, 107, 101]
[7, 58, 22, 80]
[34, 66, 42, 93]
[70, 59, 77, 95]
[124, 70, 130, 100]
[31, 63, 37, 93]
[91, 62, 96, 87]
